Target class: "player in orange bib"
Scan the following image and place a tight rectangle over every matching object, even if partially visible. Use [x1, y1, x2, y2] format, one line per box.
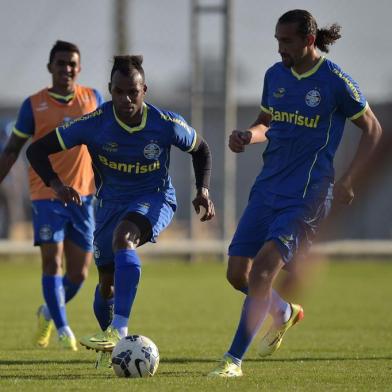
[0, 40, 104, 350]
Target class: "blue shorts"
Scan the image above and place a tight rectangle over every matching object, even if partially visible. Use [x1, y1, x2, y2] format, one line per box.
[31, 196, 95, 252]
[228, 190, 331, 263]
[93, 192, 175, 267]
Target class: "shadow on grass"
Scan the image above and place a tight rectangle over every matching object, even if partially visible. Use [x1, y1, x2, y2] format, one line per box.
[2, 355, 391, 381]
[0, 359, 93, 365]
[2, 355, 391, 368]
[161, 355, 392, 364]
[0, 374, 112, 381]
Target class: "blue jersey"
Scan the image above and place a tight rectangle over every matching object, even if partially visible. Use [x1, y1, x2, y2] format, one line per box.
[257, 57, 367, 201]
[56, 102, 197, 206]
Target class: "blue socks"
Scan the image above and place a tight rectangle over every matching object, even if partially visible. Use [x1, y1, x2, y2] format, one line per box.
[93, 284, 114, 331]
[42, 275, 68, 329]
[228, 294, 271, 360]
[63, 275, 82, 303]
[112, 249, 141, 332]
[41, 275, 83, 325]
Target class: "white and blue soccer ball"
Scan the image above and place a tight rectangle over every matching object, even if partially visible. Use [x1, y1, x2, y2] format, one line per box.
[111, 335, 159, 378]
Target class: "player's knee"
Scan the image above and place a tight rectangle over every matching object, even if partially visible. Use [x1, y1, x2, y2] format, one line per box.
[99, 283, 114, 299]
[250, 266, 274, 285]
[112, 223, 140, 252]
[250, 257, 279, 287]
[42, 255, 63, 275]
[67, 270, 88, 284]
[226, 268, 248, 291]
[112, 234, 138, 251]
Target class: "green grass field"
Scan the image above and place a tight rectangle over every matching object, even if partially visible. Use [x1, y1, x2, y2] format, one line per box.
[1, 256, 392, 391]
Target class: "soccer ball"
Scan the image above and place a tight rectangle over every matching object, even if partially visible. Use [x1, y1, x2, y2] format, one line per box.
[111, 335, 159, 378]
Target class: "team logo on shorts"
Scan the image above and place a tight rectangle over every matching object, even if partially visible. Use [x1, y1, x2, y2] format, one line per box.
[144, 143, 161, 160]
[305, 89, 321, 107]
[102, 142, 118, 152]
[93, 243, 100, 259]
[39, 225, 53, 241]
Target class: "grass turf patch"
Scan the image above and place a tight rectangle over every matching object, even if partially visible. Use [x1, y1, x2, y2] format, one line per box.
[0, 256, 392, 391]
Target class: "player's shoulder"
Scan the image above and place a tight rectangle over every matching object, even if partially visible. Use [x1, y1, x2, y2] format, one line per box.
[75, 84, 103, 100]
[323, 58, 355, 83]
[323, 58, 362, 98]
[82, 100, 108, 117]
[20, 95, 33, 110]
[29, 87, 49, 101]
[268, 61, 285, 72]
[264, 62, 290, 82]
[267, 61, 288, 74]
[61, 102, 108, 131]
[147, 102, 191, 131]
[75, 84, 95, 92]
[146, 102, 183, 120]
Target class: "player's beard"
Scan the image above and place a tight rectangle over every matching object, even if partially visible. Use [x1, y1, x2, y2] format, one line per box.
[280, 54, 294, 68]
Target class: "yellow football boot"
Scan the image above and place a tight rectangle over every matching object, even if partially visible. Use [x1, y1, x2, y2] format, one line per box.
[95, 351, 112, 369]
[58, 334, 78, 351]
[80, 326, 120, 352]
[207, 355, 243, 378]
[34, 305, 53, 348]
[259, 303, 304, 357]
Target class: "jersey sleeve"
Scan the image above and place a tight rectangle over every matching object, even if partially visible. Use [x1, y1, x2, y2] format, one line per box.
[169, 113, 197, 152]
[93, 89, 105, 106]
[333, 68, 368, 120]
[56, 108, 102, 150]
[12, 98, 34, 139]
[260, 70, 271, 114]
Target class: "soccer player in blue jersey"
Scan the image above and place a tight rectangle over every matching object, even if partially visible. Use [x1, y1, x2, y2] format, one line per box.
[0, 41, 104, 351]
[208, 9, 382, 377]
[26, 55, 215, 366]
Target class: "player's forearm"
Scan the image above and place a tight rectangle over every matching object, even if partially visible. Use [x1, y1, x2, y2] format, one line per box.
[190, 138, 212, 190]
[26, 143, 61, 187]
[26, 131, 64, 187]
[247, 112, 270, 144]
[247, 123, 269, 144]
[342, 122, 382, 184]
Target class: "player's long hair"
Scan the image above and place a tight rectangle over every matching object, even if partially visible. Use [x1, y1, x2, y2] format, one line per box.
[278, 9, 341, 53]
[49, 40, 80, 64]
[110, 55, 145, 82]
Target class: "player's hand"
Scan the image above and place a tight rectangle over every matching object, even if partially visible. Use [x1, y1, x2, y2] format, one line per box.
[50, 179, 82, 206]
[192, 187, 215, 222]
[334, 176, 354, 205]
[228, 130, 252, 153]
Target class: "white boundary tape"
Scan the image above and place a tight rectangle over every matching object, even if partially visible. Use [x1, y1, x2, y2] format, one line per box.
[1, 239, 392, 257]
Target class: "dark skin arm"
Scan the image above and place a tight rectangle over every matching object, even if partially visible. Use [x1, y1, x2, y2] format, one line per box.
[334, 106, 382, 205]
[0, 133, 28, 183]
[189, 135, 215, 222]
[192, 187, 215, 222]
[26, 131, 82, 206]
